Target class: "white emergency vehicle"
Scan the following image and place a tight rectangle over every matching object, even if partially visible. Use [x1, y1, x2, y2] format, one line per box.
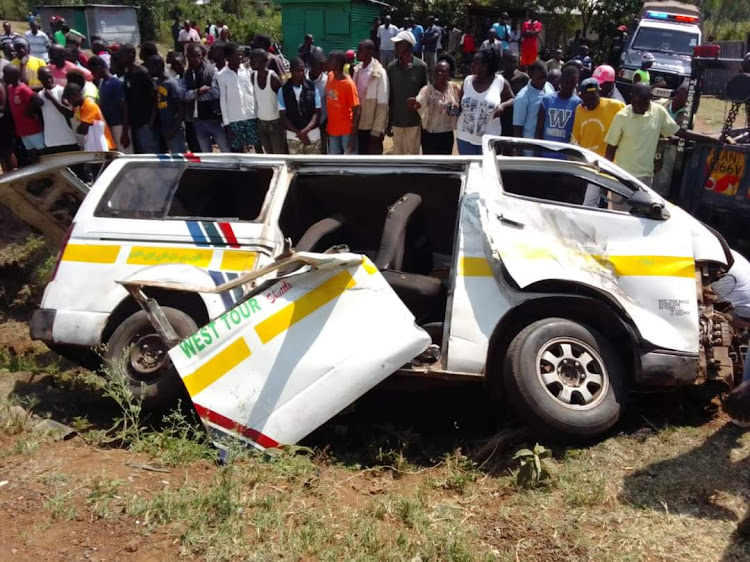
[8, 138, 740, 442]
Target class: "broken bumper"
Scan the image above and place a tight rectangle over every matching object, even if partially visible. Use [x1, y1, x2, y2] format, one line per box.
[30, 309, 56, 342]
[636, 349, 699, 386]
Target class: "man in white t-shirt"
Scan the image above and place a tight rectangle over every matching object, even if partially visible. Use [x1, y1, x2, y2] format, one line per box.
[37, 66, 79, 153]
[377, 15, 399, 67]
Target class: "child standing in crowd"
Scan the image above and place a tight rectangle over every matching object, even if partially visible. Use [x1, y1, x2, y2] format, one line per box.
[325, 50, 360, 155]
[89, 54, 131, 153]
[147, 54, 187, 154]
[251, 48, 287, 154]
[37, 66, 79, 154]
[3, 65, 44, 163]
[536, 65, 581, 144]
[218, 43, 262, 153]
[278, 57, 322, 154]
[306, 50, 328, 153]
[63, 82, 115, 150]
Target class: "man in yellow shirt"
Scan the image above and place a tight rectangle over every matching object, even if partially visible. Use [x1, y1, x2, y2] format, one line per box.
[572, 77, 625, 205]
[605, 82, 723, 187]
[10, 38, 46, 91]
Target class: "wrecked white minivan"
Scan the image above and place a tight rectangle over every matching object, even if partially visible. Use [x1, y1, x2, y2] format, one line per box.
[14, 138, 741, 444]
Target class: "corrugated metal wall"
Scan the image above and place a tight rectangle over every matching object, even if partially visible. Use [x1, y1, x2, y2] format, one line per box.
[282, 1, 384, 56]
[88, 7, 140, 46]
[350, 1, 380, 48]
[703, 41, 746, 96]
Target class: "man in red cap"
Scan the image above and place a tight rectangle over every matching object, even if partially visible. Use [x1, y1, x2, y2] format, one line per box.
[607, 25, 628, 69]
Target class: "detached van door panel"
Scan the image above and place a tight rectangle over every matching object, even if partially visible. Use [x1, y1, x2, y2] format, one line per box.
[168, 253, 432, 449]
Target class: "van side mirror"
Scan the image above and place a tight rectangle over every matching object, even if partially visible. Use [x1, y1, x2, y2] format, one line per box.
[627, 190, 669, 220]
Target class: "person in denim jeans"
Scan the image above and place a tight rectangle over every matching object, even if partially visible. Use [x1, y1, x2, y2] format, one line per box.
[181, 43, 230, 153]
[119, 43, 159, 153]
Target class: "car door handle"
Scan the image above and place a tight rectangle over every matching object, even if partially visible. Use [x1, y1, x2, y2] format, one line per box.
[497, 213, 525, 228]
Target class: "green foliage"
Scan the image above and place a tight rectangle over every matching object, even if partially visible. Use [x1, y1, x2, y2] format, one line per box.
[385, 0, 466, 27]
[513, 443, 556, 488]
[156, 0, 281, 47]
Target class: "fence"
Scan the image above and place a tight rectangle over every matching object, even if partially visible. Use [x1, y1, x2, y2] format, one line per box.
[703, 41, 746, 96]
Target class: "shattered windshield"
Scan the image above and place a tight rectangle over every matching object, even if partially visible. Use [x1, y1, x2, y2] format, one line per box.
[632, 27, 698, 55]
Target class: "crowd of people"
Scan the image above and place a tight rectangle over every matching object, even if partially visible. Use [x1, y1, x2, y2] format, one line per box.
[0, 12, 728, 187]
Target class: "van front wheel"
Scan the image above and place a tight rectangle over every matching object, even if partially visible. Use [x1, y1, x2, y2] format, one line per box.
[504, 318, 627, 440]
[106, 307, 198, 411]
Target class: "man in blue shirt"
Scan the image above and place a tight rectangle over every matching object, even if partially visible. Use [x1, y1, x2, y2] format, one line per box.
[403, 17, 424, 58]
[535, 64, 581, 143]
[491, 12, 511, 51]
[513, 60, 554, 139]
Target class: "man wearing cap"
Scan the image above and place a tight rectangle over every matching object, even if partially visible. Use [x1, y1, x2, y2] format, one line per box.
[386, 30, 427, 155]
[592, 64, 625, 103]
[634, 52, 654, 84]
[572, 77, 625, 205]
[605, 81, 725, 187]
[608, 25, 628, 69]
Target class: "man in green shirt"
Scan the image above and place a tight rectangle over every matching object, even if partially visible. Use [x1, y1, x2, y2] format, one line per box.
[51, 18, 65, 45]
[385, 29, 427, 155]
[633, 52, 654, 85]
[605, 82, 724, 187]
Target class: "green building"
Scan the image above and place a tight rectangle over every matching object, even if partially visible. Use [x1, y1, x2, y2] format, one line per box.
[277, 0, 388, 56]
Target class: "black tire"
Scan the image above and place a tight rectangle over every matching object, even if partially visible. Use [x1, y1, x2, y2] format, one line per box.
[106, 307, 198, 411]
[503, 317, 627, 440]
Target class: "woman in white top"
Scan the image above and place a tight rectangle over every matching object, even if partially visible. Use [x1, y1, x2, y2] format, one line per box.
[456, 48, 514, 155]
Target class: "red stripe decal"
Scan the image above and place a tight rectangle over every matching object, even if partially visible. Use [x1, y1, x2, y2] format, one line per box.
[193, 403, 280, 449]
[218, 222, 240, 248]
[184, 152, 201, 163]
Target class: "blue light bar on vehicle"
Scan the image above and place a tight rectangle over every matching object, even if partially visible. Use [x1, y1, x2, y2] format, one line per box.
[645, 10, 700, 24]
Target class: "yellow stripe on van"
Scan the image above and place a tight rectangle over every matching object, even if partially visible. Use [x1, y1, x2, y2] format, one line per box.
[604, 255, 695, 278]
[220, 250, 257, 272]
[127, 247, 212, 267]
[255, 270, 356, 344]
[62, 244, 120, 264]
[458, 257, 494, 277]
[182, 337, 252, 396]
[361, 257, 378, 275]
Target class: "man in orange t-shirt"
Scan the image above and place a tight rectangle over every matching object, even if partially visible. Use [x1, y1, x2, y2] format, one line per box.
[62, 82, 115, 150]
[325, 50, 360, 154]
[521, 10, 542, 68]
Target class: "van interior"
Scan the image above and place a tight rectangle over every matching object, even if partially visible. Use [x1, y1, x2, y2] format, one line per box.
[280, 171, 463, 343]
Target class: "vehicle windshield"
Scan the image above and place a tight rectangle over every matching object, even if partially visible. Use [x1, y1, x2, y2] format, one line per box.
[632, 27, 698, 55]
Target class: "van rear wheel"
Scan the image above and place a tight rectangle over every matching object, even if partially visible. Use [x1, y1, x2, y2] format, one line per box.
[106, 307, 197, 411]
[503, 318, 627, 440]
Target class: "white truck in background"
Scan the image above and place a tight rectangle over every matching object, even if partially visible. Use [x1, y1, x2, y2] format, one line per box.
[617, 1, 702, 100]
